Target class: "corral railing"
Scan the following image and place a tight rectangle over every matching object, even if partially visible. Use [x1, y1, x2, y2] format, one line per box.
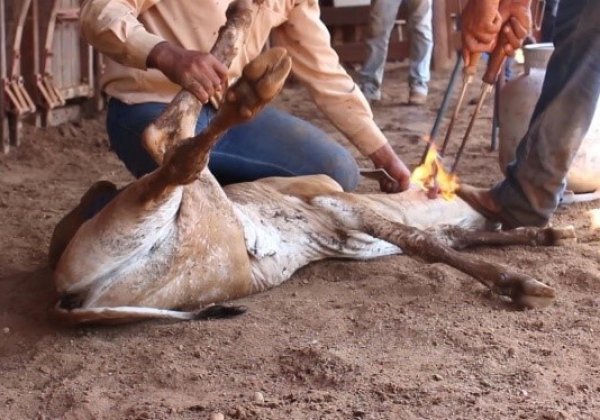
[1, 0, 102, 154]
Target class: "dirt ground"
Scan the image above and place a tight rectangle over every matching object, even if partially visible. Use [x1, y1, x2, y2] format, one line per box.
[1, 64, 599, 420]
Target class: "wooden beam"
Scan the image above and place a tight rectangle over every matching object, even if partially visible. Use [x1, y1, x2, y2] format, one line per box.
[432, 0, 451, 70]
[0, 0, 9, 153]
[320, 5, 371, 26]
[320, 5, 409, 64]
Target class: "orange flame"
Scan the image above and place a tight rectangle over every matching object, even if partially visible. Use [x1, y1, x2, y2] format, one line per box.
[589, 208, 600, 229]
[410, 144, 459, 200]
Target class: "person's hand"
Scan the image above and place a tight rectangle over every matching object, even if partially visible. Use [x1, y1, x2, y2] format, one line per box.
[461, 0, 502, 68]
[147, 42, 228, 104]
[368, 143, 411, 193]
[497, 0, 532, 56]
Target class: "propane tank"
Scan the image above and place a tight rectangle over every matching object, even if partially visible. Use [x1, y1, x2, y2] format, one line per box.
[498, 43, 600, 193]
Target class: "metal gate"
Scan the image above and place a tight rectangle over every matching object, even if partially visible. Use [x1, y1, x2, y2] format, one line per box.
[1, 0, 102, 154]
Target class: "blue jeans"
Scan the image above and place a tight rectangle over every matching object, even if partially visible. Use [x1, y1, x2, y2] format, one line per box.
[541, 0, 561, 42]
[492, 0, 600, 227]
[359, 0, 433, 98]
[106, 99, 360, 191]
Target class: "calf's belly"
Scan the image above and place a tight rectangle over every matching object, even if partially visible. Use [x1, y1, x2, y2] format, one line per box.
[235, 188, 488, 292]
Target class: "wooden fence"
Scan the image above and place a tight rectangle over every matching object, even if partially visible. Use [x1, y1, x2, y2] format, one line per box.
[1, 0, 464, 155]
[1, 0, 101, 154]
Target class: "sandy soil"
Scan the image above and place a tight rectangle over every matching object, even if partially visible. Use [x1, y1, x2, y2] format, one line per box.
[1, 64, 599, 420]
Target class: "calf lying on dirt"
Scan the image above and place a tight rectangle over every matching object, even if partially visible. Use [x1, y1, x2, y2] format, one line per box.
[48, 3, 573, 324]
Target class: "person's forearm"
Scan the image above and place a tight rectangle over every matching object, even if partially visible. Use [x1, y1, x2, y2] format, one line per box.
[369, 143, 397, 168]
[80, 0, 164, 69]
[368, 143, 411, 193]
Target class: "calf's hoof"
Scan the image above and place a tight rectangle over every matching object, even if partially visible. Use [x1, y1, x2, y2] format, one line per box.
[542, 226, 577, 246]
[496, 274, 556, 309]
[219, 47, 292, 125]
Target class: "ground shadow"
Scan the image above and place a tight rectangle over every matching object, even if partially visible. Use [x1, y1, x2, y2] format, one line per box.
[0, 266, 63, 356]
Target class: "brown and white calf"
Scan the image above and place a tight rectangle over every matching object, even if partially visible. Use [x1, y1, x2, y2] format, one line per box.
[48, 2, 572, 324]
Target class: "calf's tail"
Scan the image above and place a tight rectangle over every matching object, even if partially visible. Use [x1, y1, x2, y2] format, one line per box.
[54, 302, 247, 325]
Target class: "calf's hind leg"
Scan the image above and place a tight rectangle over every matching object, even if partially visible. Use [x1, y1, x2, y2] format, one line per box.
[142, 0, 255, 163]
[362, 216, 565, 309]
[142, 0, 257, 165]
[155, 47, 293, 187]
[435, 225, 576, 249]
[53, 49, 293, 324]
[323, 195, 573, 309]
[48, 3, 262, 272]
[48, 0, 255, 269]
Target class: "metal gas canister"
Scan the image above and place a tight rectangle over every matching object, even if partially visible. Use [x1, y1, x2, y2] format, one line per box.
[498, 43, 600, 193]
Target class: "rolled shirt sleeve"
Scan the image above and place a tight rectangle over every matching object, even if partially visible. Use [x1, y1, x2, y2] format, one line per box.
[271, 0, 388, 156]
[80, 0, 165, 69]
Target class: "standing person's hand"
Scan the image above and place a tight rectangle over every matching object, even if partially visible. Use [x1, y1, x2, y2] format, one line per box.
[147, 42, 228, 104]
[461, 0, 502, 67]
[369, 143, 411, 193]
[497, 0, 532, 56]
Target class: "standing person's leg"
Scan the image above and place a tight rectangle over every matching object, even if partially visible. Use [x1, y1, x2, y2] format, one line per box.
[404, 0, 433, 104]
[106, 100, 360, 190]
[359, 0, 404, 102]
[486, 0, 600, 227]
[541, 0, 560, 43]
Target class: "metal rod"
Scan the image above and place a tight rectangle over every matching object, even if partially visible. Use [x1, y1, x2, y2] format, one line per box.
[451, 83, 493, 173]
[491, 77, 500, 151]
[420, 51, 462, 164]
[440, 73, 473, 156]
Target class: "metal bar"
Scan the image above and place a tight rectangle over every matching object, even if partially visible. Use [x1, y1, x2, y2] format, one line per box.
[433, 52, 462, 140]
[439, 73, 472, 156]
[451, 83, 493, 173]
[491, 76, 502, 152]
[420, 51, 462, 164]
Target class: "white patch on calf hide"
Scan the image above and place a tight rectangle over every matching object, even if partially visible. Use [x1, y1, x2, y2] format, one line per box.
[312, 188, 488, 231]
[54, 186, 183, 296]
[231, 191, 400, 293]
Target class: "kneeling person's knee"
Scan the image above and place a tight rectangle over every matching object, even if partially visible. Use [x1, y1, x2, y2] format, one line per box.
[325, 149, 360, 192]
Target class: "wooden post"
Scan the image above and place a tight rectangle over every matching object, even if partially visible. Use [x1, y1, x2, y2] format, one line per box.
[0, 0, 9, 153]
[432, 0, 451, 71]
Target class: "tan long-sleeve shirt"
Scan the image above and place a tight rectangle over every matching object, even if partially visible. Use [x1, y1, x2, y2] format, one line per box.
[80, 0, 389, 155]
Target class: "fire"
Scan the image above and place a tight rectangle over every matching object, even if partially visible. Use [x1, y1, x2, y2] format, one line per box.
[410, 144, 459, 200]
[589, 208, 600, 229]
